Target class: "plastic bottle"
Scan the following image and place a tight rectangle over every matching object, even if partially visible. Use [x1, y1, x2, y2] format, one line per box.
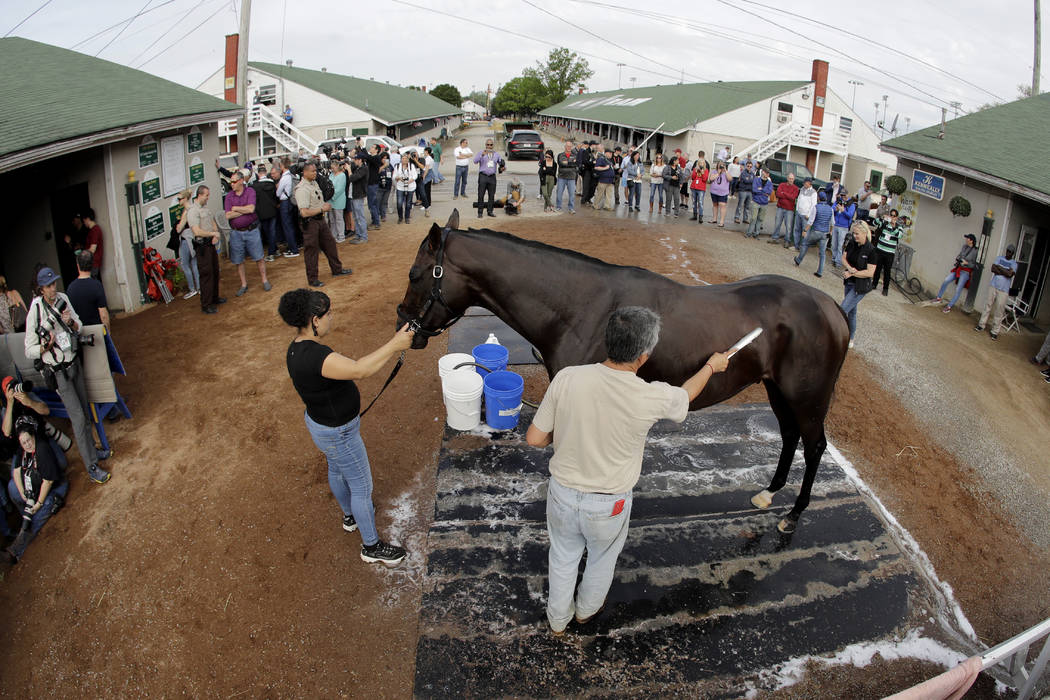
[485, 333, 499, 344]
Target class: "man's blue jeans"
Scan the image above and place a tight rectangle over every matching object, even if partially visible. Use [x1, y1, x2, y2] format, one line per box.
[831, 225, 849, 266]
[556, 178, 576, 212]
[304, 413, 379, 546]
[841, 280, 869, 339]
[691, 189, 705, 220]
[454, 165, 469, 197]
[771, 208, 794, 241]
[350, 198, 368, 241]
[795, 231, 828, 275]
[734, 190, 753, 223]
[937, 270, 971, 307]
[366, 184, 381, 226]
[791, 213, 808, 248]
[259, 216, 278, 256]
[546, 478, 632, 632]
[278, 199, 300, 254]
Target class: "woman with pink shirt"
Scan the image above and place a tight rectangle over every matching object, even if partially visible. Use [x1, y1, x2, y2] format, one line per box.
[707, 162, 732, 226]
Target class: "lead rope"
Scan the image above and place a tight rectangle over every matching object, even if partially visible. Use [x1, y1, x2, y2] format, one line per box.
[359, 352, 405, 417]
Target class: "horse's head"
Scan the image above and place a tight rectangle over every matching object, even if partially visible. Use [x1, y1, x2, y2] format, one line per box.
[397, 209, 468, 349]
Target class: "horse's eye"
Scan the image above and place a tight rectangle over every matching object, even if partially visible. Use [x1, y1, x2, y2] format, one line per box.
[409, 267, 423, 282]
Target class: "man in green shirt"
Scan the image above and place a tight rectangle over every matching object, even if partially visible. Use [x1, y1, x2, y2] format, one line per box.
[871, 209, 904, 296]
[429, 137, 445, 184]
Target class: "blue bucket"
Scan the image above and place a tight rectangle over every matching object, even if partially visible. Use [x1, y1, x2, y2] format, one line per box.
[483, 370, 524, 430]
[471, 343, 509, 375]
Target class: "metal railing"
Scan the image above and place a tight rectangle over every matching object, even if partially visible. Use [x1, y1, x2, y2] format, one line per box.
[981, 617, 1050, 699]
[739, 121, 851, 162]
[218, 104, 319, 158]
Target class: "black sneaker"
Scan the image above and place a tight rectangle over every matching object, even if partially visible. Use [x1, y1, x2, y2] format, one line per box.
[87, 464, 110, 484]
[974, 325, 984, 332]
[360, 540, 406, 567]
[342, 514, 358, 533]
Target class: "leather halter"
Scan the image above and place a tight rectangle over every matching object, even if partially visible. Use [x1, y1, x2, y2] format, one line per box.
[396, 226, 462, 337]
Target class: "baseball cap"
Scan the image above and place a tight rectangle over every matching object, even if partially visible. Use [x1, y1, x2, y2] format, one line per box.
[1, 376, 13, 395]
[964, 233, 977, 245]
[36, 267, 60, 287]
[1006, 243, 1017, 254]
[674, 148, 682, 153]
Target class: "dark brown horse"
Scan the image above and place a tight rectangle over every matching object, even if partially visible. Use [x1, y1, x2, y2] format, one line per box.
[398, 211, 850, 531]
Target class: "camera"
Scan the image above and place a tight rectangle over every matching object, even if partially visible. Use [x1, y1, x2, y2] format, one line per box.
[78, 334, 95, 347]
[56, 297, 67, 313]
[21, 501, 35, 530]
[43, 420, 72, 452]
[7, 380, 32, 395]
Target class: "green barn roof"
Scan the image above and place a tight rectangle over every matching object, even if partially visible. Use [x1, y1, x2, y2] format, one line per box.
[249, 62, 463, 125]
[540, 81, 809, 134]
[0, 37, 240, 164]
[881, 93, 1050, 199]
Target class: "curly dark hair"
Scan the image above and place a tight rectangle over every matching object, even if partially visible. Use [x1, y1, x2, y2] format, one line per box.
[278, 289, 330, 330]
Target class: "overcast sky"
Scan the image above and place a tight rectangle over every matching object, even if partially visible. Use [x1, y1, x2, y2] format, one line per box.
[5, 0, 1044, 134]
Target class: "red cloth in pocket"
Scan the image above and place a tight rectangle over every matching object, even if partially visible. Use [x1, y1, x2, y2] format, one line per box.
[611, 499, 625, 516]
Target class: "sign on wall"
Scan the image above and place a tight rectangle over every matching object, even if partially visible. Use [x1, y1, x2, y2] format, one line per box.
[168, 196, 184, 228]
[141, 169, 161, 203]
[897, 192, 919, 244]
[911, 168, 945, 201]
[189, 156, 205, 185]
[187, 129, 203, 153]
[161, 135, 186, 197]
[144, 205, 165, 240]
[138, 137, 159, 167]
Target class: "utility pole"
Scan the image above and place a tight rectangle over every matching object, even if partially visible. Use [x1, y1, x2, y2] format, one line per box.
[236, 0, 251, 161]
[617, 63, 625, 89]
[848, 79, 863, 110]
[1035, 0, 1042, 95]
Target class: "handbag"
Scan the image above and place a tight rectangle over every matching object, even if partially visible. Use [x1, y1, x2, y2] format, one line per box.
[165, 227, 181, 254]
[853, 276, 873, 294]
[9, 299, 27, 332]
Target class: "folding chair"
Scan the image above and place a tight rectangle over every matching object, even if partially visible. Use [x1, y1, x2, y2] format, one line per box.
[1002, 297, 1030, 334]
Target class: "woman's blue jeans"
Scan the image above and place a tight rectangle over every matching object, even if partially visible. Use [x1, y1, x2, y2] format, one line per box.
[627, 181, 641, 209]
[841, 281, 869, 339]
[649, 182, 664, 207]
[396, 189, 413, 222]
[179, 238, 200, 293]
[691, 189, 706, 219]
[304, 413, 379, 546]
[6, 477, 69, 558]
[937, 270, 971, 307]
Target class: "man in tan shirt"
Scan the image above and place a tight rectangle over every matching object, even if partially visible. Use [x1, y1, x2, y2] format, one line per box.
[527, 307, 730, 635]
[293, 162, 351, 287]
[185, 185, 224, 314]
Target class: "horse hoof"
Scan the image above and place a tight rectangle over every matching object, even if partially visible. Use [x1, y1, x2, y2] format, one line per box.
[750, 489, 774, 509]
[777, 515, 798, 533]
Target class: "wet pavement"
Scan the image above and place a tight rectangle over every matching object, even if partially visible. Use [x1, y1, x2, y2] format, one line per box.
[413, 404, 966, 698]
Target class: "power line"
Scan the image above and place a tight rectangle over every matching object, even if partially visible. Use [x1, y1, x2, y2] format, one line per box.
[3, 0, 56, 38]
[95, 0, 155, 57]
[519, 0, 713, 83]
[729, 0, 1005, 102]
[70, 0, 181, 49]
[134, 0, 228, 69]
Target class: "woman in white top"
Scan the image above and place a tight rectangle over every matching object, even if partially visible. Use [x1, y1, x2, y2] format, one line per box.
[420, 147, 436, 218]
[648, 153, 666, 212]
[728, 156, 742, 195]
[392, 158, 419, 224]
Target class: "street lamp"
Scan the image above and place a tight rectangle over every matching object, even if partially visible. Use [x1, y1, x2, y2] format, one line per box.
[629, 76, 636, 89]
[617, 63, 625, 89]
[848, 79, 863, 110]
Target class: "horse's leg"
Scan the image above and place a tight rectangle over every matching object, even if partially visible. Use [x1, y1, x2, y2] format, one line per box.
[751, 380, 800, 510]
[777, 417, 828, 533]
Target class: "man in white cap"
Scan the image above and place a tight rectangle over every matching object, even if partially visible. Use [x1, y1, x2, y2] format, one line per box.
[24, 267, 110, 484]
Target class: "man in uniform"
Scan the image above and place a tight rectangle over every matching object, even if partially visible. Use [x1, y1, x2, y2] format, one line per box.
[224, 170, 271, 297]
[294, 162, 352, 288]
[186, 185, 225, 314]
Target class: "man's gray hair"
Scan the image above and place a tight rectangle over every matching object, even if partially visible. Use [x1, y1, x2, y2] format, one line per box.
[605, 307, 661, 363]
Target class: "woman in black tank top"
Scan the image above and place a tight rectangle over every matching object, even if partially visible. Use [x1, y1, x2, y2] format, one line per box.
[279, 289, 414, 567]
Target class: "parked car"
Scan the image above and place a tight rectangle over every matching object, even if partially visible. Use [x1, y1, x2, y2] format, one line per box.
[506, 130, 544, 160]
[764, 157, 828, 190]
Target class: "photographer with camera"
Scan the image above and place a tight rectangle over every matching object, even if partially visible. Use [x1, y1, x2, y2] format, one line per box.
[1, 376, 71, 471]
[3, 415, 69, 565]
[24, 267, 110, 484]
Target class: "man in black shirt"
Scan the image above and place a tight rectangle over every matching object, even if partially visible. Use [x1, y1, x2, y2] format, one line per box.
[66, 250, 109, 330]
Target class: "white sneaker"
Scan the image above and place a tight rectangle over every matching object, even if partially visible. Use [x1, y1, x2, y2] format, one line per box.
[848, 340, 855, 349]
[183, 290, 199, 299]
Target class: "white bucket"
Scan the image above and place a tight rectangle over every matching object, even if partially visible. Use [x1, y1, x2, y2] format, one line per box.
[438, 353, 476, 380]
[442, 370, 484, 431]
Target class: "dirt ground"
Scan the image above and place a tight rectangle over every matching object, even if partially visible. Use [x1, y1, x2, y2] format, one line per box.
[0, 201, 1047, 697]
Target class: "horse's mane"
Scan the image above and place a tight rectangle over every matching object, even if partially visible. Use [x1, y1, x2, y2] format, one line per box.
[458, 226, 652, 275]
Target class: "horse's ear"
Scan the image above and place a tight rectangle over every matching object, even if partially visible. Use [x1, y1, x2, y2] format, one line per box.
[426, 223, 443, 251]
[446, 209, 459, 231]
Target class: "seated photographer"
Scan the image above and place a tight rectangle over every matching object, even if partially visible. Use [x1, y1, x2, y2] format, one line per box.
[3, 414, 68, 565]
[24, 267, 110, 485]
[1, 376, 70, 472]
[504, 179, 525, 216]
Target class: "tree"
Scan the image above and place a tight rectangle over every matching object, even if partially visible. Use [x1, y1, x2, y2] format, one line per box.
[430, 83, 462, 107]
[467, 90, 489, 107]
[491, 76, 550, 116]
[524, 47, 594, 105]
